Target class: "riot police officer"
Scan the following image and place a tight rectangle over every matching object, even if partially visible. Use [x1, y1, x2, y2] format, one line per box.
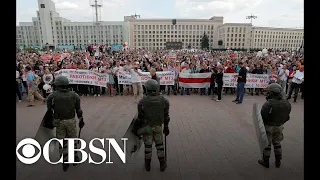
[258, 83, 291, 168]
[47, 76, 85, 171]
[133, 79, 170, 172]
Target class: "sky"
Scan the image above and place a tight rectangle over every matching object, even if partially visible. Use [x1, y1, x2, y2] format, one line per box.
[16, 0, 304, 28]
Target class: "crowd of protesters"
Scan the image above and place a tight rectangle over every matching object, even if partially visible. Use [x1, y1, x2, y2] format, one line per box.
[16, 44, 304, 107]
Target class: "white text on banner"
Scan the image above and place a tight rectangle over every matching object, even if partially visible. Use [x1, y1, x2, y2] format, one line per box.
[117, 71, 175, 85]
[223, 73, 269, 88]
[54, 69, 109, 87]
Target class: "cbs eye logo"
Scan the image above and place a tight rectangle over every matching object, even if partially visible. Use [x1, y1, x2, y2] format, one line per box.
[16, 138, 41, 164]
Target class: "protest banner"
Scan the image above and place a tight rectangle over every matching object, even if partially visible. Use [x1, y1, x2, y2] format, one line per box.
[179, 73, 211, 88]
[117, 71, 175, 85]
[54, 69, 109, 87]
[61, 53, 70, 59]
[41, 54, 51, 61]
[178, 73, 269, 88]
[223, 73, 269, 88]
[52, 53, 61, 61]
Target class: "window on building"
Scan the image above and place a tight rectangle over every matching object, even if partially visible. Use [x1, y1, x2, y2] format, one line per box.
[40, 4, 45, 8]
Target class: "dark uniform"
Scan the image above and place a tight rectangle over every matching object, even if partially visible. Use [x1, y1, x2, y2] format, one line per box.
[47, 76, 85, 171]
[133, 79, 170, 172]
[258, 83, 291, 168]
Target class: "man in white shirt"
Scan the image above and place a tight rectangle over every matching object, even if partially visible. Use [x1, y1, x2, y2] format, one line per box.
[129, 62, 143, 102]
[123, 60, 133, 95]
[91, 63, 101, 97]
[16, 70, 22, 102]
[180, 63, 191, 95]
[113, 61, 124, 95]
[277, 64, 289, 93]
[287, 66, 304, 102]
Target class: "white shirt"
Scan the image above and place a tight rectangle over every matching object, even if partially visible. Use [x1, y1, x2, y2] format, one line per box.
[113, 66, 123, 77]
[181, 68, 191, 73]
[92, 67, 100, 73]
[16, 71, 20, 79]
[292, 70, 304, 84]
[22, 73, 27, 81]
[278, 68, 289, 81]
[43, 74, 53, 84]
[130, 69, 142, 83]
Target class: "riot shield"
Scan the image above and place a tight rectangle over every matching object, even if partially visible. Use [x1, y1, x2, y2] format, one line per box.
[123, 114, 142, 159]
[252, 103, 269, 158]
[34, 110, 56, 153]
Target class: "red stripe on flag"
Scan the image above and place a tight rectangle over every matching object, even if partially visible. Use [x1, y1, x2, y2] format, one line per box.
[179, 77, 211, 83]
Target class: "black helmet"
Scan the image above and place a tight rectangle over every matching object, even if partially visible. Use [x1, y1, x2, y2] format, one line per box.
[267, 83, 281, 94]
[54, 76, 69, 87]
[144, 79, 159, 91]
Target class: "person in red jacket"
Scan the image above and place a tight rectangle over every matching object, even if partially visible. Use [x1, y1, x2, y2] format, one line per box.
[225, 64, 236, 94]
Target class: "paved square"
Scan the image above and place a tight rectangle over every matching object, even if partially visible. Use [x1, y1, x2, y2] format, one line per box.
[16, 94, 304, 180]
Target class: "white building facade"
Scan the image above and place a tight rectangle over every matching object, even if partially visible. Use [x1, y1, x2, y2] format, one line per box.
[125, 15, 223, 50]
[16, 0, 128, 49]
[16, 0, 304, 50]
[250, 27, 304, 50]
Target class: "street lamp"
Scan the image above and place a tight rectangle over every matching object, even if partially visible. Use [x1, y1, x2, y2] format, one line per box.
[246, 14, 257, 51]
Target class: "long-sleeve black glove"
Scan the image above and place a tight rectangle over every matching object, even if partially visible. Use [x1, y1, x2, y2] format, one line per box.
[163, 126, 169, 136]
[79, 117, 85, 129]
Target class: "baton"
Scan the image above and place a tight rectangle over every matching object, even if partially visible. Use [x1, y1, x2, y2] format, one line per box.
[165, 135, 167, 162]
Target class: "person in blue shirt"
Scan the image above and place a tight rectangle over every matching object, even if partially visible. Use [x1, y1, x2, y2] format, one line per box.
[25, 66, 45, 107]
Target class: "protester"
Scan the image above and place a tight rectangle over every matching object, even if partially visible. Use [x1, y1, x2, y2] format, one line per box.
[113, 61, 124, 95]
[277, 64, 289, 93]
[167, 61, 178, 95]
[287, 65, 304, 103]
[16, 45, 304, 104]
[25, 66, 45, 107]
[233, 62, 247, 104]
[106, 63, 115, 96]
[16, 69, 22, 102]
[180, 63, 191, 95]
[42, 68, 54, 98]
[215, 66, 224, 102]
[129, 62, 143, 102]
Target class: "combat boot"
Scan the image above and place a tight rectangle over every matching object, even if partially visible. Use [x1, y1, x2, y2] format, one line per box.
[160, 160, 167, 172]
[62, 163, 69, 172]
[275, 159, 281, 168]
[258, 157, 269, 168]
[145, 159, 151, 172]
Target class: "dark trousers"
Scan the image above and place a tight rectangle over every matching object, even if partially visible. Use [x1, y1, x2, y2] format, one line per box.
[208, 84, 215, 96]
[16, 81, 22, 100]
[287, 82, 301, 101]
[300, 83, 304, 98]
[22, 81, 28, 94]
[71, 84, 78, 93]
[114, 76, 123, 95]
[200, 88, 206, 95]
[235, 82, 245, 103]
[180, 87, 190, 95]
[94, 86, 100, 95]
[225, 87, 235, 94]
[217, 83, 223, 100]
[160, 85, 165, 92]
[38, 82, 47, 98]
[167, 84, 177, 95]
[79, 85, 89, 95]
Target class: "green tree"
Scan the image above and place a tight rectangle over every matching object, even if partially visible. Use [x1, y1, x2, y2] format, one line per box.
[201, 32, 209, 49]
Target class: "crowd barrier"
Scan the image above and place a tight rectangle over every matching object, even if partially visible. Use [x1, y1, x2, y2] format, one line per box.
[54, 69, 270, 88]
